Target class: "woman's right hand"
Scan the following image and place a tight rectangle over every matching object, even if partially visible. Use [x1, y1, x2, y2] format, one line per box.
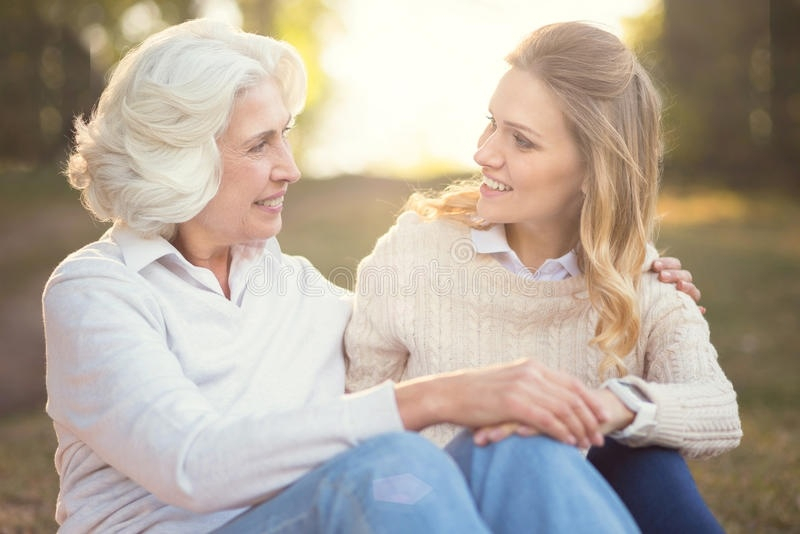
[394, 358, 608, 448]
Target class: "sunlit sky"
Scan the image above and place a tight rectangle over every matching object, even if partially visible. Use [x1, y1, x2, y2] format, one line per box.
[198, 0, 653, 178]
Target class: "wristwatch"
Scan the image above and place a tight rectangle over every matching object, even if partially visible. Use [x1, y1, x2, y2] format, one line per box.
[601, 378, 657, 440]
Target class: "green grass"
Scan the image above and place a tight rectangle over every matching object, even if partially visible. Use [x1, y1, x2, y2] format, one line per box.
[1, 168, 798, 531]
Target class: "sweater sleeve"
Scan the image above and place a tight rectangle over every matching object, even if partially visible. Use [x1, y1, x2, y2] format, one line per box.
[617, 279, 742, 459]
[345, 214, 416, 392]
[43, 255, 403, 514]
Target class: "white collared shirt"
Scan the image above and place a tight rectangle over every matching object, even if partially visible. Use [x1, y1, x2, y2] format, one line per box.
[471, 224, 581, 281]
[43, 225, 403, 532]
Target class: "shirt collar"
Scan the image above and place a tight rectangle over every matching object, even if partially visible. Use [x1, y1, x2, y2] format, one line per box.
[470, 224, 582, 279]
[471, 224, 512, 254]
[110, 224, 183, 272]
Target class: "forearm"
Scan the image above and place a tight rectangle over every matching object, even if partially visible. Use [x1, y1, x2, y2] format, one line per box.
[394, 374, 455, 431]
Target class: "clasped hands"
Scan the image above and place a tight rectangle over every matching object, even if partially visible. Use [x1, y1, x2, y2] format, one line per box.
[444, 358, 635, 449]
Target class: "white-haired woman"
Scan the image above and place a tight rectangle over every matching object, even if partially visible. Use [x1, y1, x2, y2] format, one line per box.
[345, 22, 742, 533]
[42, 18, 674, 533]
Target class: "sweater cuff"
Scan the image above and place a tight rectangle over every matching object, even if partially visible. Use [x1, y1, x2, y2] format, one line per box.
[344, 380, 405, 442]
[622, 375, 685, 449]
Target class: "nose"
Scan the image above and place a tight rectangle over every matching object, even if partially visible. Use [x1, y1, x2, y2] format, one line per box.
[473, 127, 502, 169]
[273, 139, 301, 183]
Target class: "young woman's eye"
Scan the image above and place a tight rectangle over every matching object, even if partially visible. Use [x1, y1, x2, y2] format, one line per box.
[485, 114, 497, 129]
[513, 133, 535, 149]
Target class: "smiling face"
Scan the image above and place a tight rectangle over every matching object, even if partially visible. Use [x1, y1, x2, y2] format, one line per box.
[175, 78, 300, 255]
[475, 67, 585, 234]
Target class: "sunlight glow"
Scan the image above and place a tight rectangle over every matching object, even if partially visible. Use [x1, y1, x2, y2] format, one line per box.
[303, 0, 653, 178]
[198, 0, 654, 178]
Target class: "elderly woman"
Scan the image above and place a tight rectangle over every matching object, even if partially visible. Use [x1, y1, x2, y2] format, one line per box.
[43, 19, 661, 533]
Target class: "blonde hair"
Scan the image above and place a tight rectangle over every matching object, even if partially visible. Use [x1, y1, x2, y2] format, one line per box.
[406, 22, 663, 378]
[66, 19, 307, 239]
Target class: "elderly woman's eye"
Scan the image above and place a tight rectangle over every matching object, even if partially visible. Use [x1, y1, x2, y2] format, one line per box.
[249, 141, 267, 153]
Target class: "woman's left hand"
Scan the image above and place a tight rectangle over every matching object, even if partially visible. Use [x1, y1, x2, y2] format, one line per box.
[651, 256, 705, 313]
[473, 388, 635, 446]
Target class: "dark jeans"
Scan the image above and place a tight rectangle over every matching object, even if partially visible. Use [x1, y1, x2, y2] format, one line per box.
[588, 438, 725, 534]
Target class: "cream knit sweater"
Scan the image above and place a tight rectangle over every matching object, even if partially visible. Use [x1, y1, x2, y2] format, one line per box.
[345, 212, 742, 458]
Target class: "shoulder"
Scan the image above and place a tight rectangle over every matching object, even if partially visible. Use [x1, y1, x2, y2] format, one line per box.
[638, 270, 705, 325]
[374, 211, 469, 254]
[45, 233, 129, 292]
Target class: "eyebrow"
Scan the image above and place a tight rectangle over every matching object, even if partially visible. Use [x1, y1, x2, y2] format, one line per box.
[241, 115, 295, 146]
[503, 119, 543, 139]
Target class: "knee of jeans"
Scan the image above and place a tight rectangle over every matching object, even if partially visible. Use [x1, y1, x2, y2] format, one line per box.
[347, 432, 451, 472]
[342, 432, 464, 497]
[482, 434, 582, 468]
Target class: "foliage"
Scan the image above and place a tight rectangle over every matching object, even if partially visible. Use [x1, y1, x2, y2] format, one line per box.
[624, 0, 800, 193]
[0, 0, 330, 167]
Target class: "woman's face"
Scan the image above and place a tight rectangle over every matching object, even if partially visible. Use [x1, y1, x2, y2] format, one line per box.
[180, 78, 300, 250]
[475, 67, 585, 230]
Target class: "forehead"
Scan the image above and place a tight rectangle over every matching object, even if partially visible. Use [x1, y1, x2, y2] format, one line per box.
[224, 78, 288, 140]
[491, 68, 568, 132]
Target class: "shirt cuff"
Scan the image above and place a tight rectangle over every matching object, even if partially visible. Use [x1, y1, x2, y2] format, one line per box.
[605, 377, 658, 443]
[344, 380, 405, 442]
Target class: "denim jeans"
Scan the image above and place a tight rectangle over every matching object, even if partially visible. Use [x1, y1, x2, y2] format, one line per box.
[587, 438, 725, 534]
[213, 431, 638, 533]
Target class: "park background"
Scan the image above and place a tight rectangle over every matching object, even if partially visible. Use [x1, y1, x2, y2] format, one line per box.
[0, 0, 798, 531]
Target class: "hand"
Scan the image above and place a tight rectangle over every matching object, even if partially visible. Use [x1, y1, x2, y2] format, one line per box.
[651, 256, 705, 313]
[396, 359, 609, 448]
[473, 387, 636, 446]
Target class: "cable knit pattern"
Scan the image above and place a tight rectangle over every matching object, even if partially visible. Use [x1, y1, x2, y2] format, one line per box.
[345, 211, 742, 458]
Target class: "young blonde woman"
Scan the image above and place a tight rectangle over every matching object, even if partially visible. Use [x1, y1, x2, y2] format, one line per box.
[346, 21, 741, 533]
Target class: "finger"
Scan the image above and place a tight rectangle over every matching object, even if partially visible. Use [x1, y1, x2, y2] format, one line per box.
[487, 423, 519, 443]
[658, 269, 694, 285]
[541, 368, 608, 426]
[676, 280, 702, 303]
[514, 363, 589, 444]
[652, 256, 682, 271]
[522, 406, 577, 446]
[533, 374, 603, 448]
[670, 268, 694, 283]
[514, 425, 538, 437]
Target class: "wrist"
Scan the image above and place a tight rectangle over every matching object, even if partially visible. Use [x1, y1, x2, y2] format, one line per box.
[394, 374, 452, 431]
[597, 388, 635, 432]
[601, 378, 658, 440]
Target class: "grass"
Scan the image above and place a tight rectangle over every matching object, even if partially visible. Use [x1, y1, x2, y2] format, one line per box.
[1, 168, 798, 531]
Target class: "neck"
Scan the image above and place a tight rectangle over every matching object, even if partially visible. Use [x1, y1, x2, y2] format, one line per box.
[505, 221, 579, 271]
[171, 230, 233, 299]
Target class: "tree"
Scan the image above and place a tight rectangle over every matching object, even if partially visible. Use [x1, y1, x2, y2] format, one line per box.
[0, 0, 332, 167]
[770, 0, 800, 185]
[0, 0, 196, 164]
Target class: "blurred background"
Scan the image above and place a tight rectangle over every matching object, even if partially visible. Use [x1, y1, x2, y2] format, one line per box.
[0, 0, 798, 531]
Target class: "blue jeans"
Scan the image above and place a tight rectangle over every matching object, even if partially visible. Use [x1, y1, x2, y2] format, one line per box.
[213, 431, 638, 533]
[587, 438, 724, 534]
